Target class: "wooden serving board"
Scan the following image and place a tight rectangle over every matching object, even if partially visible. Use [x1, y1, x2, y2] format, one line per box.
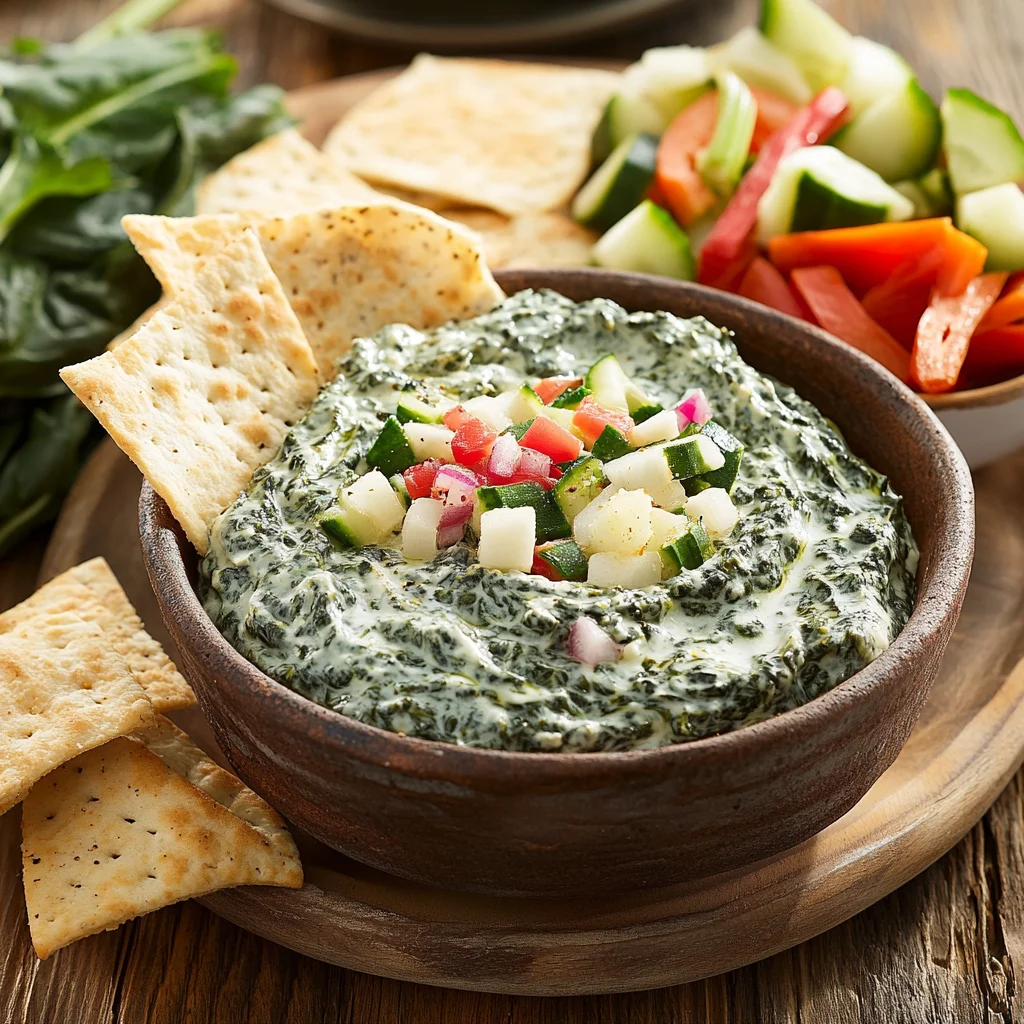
[38, 440, 1024, 995]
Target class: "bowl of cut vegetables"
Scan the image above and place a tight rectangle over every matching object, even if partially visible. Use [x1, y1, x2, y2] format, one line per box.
[572, 0, 1024, 468]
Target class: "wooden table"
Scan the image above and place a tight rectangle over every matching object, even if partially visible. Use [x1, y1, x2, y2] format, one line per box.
[3, 0, 1023, 1020]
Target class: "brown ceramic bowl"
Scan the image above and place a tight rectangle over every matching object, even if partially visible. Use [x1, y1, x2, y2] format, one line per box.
[139, 268, 974, 899]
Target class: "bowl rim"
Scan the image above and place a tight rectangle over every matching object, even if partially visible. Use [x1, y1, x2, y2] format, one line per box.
[923, 371, 1024, 411]
[140, 269, 975, 784]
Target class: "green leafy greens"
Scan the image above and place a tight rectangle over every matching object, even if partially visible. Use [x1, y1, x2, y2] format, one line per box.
[0, 0, 292, 558]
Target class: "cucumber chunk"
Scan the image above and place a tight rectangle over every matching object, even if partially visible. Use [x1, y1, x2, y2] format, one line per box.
[894, 168, 953, 218]
[475, 482, 571, 543]
[366, 417, 417, 477]
[663, 435, 725, 480]
[591, 425, 636, 462]
[396, 395, 448, 424]
[839, 36, 913, 116]
[697, 422, 745, 492]
[535, 539, 589, 582]
[320, 507, 373, 548]
[756, 145, 915, 242]
[630, 403, 664, 424]
[697, 72, 758, 197]
[584, 354, 630, 412]
[661, 520, 715, 573]
[957, 183, 1024, 271]
[573, 133, 659, 232]
[759, 0, 852, 91]
[508, 419, 535, 441]
[551, 385, 592, 409]
[553, 456, 607, 523]
[941, 88, 1024, 195]
[835, 79, 941, 182]
[592, 199, 695, 280]
[592, 86, 666, 165]
[709, 26, 811, 105]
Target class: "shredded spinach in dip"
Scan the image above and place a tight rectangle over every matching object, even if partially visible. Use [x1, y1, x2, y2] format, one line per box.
[200, 290, 918, 753]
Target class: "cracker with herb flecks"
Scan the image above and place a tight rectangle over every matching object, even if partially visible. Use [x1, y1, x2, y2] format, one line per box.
[196, 127, 380, 216]
[445, 210, 598, 270]
[122, 202, 504, 379]
[21, 715, 302, 959]
[59, 229, 321, 554]
[323, 56, 618, 216]
[0, 620, 154, 817]
[0, 558, 195, 712]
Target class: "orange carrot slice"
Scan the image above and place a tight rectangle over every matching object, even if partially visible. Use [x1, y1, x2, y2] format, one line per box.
[654, 91, 719, 226]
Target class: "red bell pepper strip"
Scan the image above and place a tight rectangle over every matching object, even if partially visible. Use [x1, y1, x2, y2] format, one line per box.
[790, 266, 911, 381]
[749, 87, 800, 153]
[911, 272, 1008, 393]
[769, 219, 988, 297]
[737, 256, 810, 320]
[961, 325, 1024, 388]
[976, 272, 1024, 332]
[698, 86, 849, 287]
[859, 250, 944, 349]
[655, 91, 719, 227]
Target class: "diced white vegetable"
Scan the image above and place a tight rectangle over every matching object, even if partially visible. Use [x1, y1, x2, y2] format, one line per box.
[403, 422, 455, 462]
[402, 497, 445, 560]
[602, 444, 674, 494]
[649, 507, 688, 549]
[709, 26, 812, 105]
[628, 409, 681, 447]
[496, 388, 542, 423]
[478, 507, 536, 573]
[537, 405, 580, 432]
[586, 489, 653, 555]
[685, 487, 740, 538]
[463, 395, 513, 431]
[649, 478, 689, 512]
[572, 486, 621, 553]
[567, 616, 623, 666]
[587, 551, 663, 588]
[343, 470, 406, 539]
[630, 46, 713, 123]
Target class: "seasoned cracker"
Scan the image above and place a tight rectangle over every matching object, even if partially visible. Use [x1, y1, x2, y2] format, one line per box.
[446, 210, 597, 269]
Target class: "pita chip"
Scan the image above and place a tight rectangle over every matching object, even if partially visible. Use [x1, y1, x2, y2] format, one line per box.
[445, 210, 597, 269]
[122, 203, 504, 378]
[196, 127, 379, 216]
[323, 56, 618, 216]
[22, 716, 302, 959]
[0, 620, 154, 816]
[60, 229, 321, 554]
[0, 558, 195, 712]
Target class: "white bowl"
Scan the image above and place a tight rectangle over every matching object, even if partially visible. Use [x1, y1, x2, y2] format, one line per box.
[925, 374, 1024, 470]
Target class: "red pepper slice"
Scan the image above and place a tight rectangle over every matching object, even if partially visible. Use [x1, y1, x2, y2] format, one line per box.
[961, 324, 1024, 388]
[698, 86, 849, 287]
[976, 272, 1024, 333]
[790, 266, 911, 382]
[737, 256, 811, 321]
[911, 272, 1008, 393]
[859, 250, 944, 349]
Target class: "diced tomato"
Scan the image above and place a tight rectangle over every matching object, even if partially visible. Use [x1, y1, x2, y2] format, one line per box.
[749, 87, 799, 153]
[655, 91, 720, 227]
[532, 549, 563, 581]
[443, 405, 473, 431]
[534, 376, 582, 404]
[403, 459, 441, 500]
[519, 415, 584, 462]
[737, 256, 811, 321]
[571, 396, 635, 448]
[961, 325, 1024, 388]
[549, 465, 563, 480]
[451, 418, 497, 472]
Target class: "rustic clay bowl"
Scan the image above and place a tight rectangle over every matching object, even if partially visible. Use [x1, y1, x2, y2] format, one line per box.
[925, 374, 1024, 470]
[140, 268, 974, 899]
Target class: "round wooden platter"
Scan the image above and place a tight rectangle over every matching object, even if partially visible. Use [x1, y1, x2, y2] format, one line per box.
[39, 440, 1024, 995]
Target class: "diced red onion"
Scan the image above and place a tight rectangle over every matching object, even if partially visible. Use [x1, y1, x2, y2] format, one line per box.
[436, 521, 467, 549]
[519, 446, 552, 478]
[488, 432, 522, 478]
[438, 499, 474, 530]
[676, 388, 713, 430]
[566, 617, 623, 667]
[432, 464, 478, 508]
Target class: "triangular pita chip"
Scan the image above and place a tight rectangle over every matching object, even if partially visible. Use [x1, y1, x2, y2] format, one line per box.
[196, 127, 379, 216]
[60, 229, 321, 554]
[0, 558, 195, 712]
[22, 715, 302, 959]
[121, 203, 504, 378]
[445, 210, 597, 269]
[0, 619, 154, 816]
[323, 56, 618, 216]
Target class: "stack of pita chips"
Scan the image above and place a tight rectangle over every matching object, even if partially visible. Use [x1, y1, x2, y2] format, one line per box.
[1, 558, 302, 959]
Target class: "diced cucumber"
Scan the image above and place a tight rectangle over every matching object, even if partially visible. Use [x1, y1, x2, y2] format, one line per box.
[403, 422, 454, 462]
[894, 168, 953, 218]
[603, 444, 674, 496]
[463, 395, 512, 431]
[709, 26, 811, 106]
[320, 506, 376, 548]
[553, 456, 607, 523]
[697, 72, 758, 197]
[629, 408, 680, 447]
[696, 422, 745, 492]
[475, 482, 570, 543]
[587, 550, 663, 588]
[591, 425, 636, 462]
[685, 487, 740, 538]
[584, 354, 630, 412]
[535, 540, 589, 582]
[838, 36, 913, 116]
[508, 419, 535, 441]
[759, 0, 853, 92]
[756, 145, 915, 243]
[389, 473, 411, 510]
[664, 435, 725, 479]
[366, 417, 417, 477]
[957, 183, 1024, 271]
[573, 133, 658, 232]
[478, 506, 536, 573]
[683, 477, 713, 497]
[835, 79, 941, 181]
[396, 395, 449, 424]
[551, 385, 592, 409]
[537, 405, 579, 432]
[630, 46, 713, 124]
[941, 88, 1024, 195]
[649, 478, 690, 512]
[592, 86, 666, 165]
[498, 384, 545, 423]
[649, 507, 689, 550]
[402, 497, 444, 560]
[592, 200, 695, 281]
[322, 470, 406, 548]
[661, 520, 715, 573]
[630, 403, 664, 424]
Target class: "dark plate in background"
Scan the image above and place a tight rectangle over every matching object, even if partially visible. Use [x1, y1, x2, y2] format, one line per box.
[259, 0, 696, 49]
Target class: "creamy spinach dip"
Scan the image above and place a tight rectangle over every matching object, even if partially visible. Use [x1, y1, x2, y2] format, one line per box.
[200, 290, 918, 753]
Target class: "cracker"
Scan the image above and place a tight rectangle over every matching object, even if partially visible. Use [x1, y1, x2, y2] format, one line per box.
[323, 56, 618, 216]
[122, 203, 504, 379]
[60, 229, 321, 554]
[21, 715, 302, 959]
[446, 210, 597, 269]
[108, 297, 169, 350]
[0, 621, 154, 817]
[0, 558, 196, 712]
[196, 128, 379, 216]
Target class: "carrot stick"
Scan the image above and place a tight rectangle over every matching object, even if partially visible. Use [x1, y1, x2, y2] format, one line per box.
[654, 91, 719, 227]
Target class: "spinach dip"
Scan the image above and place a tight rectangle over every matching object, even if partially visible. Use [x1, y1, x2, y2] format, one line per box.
[200, 290, 918, 753]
